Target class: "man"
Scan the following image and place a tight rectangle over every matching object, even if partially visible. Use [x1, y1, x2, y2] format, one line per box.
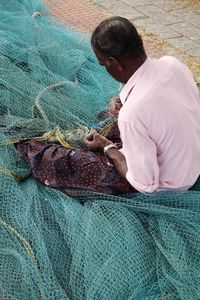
[85, 16, 200, 193]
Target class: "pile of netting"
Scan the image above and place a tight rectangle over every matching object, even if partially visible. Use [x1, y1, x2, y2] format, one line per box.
[1, 1, 200, 299]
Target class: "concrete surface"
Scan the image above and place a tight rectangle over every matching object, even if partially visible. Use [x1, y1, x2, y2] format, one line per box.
[45, 0, 200, 85]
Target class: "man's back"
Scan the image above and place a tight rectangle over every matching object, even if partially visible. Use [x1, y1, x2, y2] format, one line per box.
[119, 56, 200, 192]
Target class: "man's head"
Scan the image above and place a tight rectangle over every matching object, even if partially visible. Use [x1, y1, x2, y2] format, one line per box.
[91, 16, 147, 83]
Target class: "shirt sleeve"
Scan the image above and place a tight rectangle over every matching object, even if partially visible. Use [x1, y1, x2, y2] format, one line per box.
[119, 117, 159, 193]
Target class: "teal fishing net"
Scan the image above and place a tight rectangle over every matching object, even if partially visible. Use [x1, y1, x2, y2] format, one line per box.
[1, 1, 200, 299]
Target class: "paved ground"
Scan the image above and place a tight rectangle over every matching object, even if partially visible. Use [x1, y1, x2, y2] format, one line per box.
[45, 0, 200, 85]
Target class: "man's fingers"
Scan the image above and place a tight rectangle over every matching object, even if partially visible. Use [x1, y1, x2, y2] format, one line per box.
[115, 102, 122, 110]
[84, 130, 99, 148]
[84, 129, 98, 142]
[84, 132, 93, 142]
[108, 96, 122, 117]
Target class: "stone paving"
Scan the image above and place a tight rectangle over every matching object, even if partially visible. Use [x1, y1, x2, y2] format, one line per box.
[46, 0, 200, 84]
[95, 0, 200, 83]
[96, 0, 200, 56]
[45, 0, 113, 34]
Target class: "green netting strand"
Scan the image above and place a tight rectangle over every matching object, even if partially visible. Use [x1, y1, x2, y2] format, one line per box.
[1, 1, 200, 300]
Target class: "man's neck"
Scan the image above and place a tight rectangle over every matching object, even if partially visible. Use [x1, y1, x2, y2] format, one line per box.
[123, 56, 147, 83]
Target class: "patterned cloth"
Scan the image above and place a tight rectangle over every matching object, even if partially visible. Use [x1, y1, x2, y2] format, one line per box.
[16, 124, 135, 195]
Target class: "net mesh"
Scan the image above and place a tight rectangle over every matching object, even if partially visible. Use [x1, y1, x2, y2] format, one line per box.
[1, 1, 200, 299]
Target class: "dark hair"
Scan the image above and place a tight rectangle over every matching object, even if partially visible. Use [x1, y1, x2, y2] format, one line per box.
[91, 16, 146, 60]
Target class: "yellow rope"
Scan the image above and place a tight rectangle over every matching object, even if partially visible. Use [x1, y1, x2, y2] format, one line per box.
[34, 127, 75, 149]
[0, 219, 46, 300]
[54, 127, 75, 149]
[0, 127, 75, 149]
[0, 139, 22, 146]
[0, 121, 115, 157]
[100, 122, 115, 137]
[0, 167, 27, 181]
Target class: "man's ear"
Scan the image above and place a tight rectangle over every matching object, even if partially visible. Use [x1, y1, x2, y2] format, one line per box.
[108, 57, 123, 71]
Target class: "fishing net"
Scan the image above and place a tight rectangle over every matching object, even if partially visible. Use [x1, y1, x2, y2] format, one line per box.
[1, 1, 200, 299]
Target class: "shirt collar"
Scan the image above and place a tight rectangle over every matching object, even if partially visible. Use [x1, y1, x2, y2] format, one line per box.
[120, 57, 152, 104]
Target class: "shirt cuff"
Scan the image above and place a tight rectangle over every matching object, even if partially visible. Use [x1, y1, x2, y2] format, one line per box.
[126, 171, 159, 193]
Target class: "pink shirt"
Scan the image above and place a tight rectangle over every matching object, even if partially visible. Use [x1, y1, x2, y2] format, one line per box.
[118, 56, 200, 193]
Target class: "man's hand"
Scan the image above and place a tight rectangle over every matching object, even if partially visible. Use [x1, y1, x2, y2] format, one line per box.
[84, 129, 111, 151]
[84, 129, 128, 178]
[109, 96, 123, 118]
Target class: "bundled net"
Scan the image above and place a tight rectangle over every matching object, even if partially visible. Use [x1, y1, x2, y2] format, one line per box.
[1, 1, 200, 299]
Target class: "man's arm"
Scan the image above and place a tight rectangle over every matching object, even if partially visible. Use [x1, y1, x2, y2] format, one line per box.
[84, 129, 128, 178]
[104, 147, 127, 178]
